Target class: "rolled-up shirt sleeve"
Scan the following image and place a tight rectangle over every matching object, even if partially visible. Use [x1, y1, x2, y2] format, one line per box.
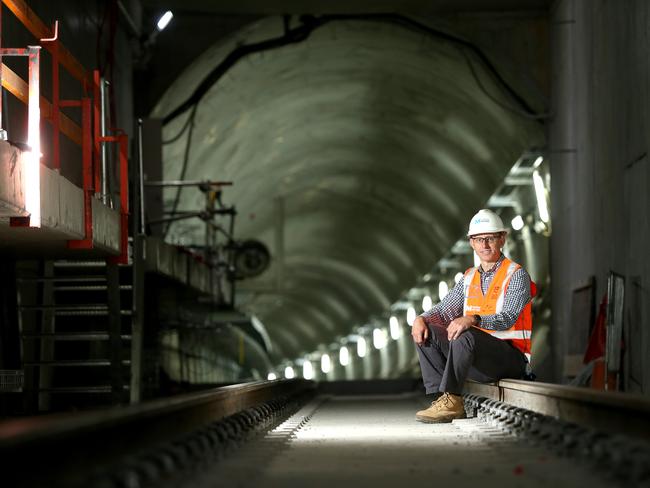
[419, 277, 465, 327]
[479, 268, 532, 331]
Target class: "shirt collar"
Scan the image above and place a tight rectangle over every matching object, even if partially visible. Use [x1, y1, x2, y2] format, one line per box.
[477, 254, 504, 275]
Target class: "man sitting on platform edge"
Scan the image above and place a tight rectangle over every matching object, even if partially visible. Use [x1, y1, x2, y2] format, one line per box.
[411, 209, 535, 423]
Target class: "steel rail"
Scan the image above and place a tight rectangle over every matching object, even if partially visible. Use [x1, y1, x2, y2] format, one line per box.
[0, 379, 314, 486]
[464, 378, 650, 440]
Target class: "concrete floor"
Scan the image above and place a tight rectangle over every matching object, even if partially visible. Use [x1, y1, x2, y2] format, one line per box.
[187, 394, 614, 487]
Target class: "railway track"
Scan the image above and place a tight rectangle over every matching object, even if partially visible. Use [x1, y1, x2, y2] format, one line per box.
[1, 379, 649, 487]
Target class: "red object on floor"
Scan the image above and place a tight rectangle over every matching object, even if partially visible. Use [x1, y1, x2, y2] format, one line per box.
[583, 294, 607, 364]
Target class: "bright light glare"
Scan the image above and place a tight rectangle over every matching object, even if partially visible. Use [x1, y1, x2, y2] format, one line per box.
[474, 252, 481, 267]
[533, 170, 549, 223]
[389, 316, 401, 340]
[373, 328, 387, 349]
[339, 346, 350, 366]
[511, 215, 525, 230]
[156, 10, 174, 31]
[321, 354, 331, 374]
[421, 295, 433, 312]
[302, 361, 314, 380]
[438, 281, 449, 300]
[454, 272, 463, 284]
[357, 337, 367, 357]
[267, 372, 277, 381]
[26, 57, 41, 228]
[533, 156, 543, 168]
[294, 424, 433, 442]
[406, 306, 416, 326]
[284, 366, 295, 379]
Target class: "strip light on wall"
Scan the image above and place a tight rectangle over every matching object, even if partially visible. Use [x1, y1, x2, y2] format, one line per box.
[533, 170, 549, 223]
[339, 346, 350, 366]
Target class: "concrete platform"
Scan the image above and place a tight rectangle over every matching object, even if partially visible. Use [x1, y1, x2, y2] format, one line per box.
[192, 394, 613, 488]
[0, 141, 121, 257]
[145, 237, 213, 295]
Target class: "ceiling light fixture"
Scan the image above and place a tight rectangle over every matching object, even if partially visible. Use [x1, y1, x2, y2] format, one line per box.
[438, 281, 449, 300]
[339, 346, 350, 366]
[511, 215, 525, 230]
[284, 366, 295, 379]
[373, 328, 387, 349]
[321, 354, 331, 374]
[389, 316, 401, 340]
[357, 337, 367, 357]
[406, 306, 416, 326]
[302, 360, 314, 380]
[156, 10, 174, 31]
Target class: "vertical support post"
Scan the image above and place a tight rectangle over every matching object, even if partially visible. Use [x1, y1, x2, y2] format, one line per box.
[100, 79, 109, 205]
[228, 202, 236, 307]
[93, 70, 101, 195]
[38, 261, 54, 412]
[26, 45, 41, 227]
[0, 1, 4, 139]
[130, 122, 145, 403]
[106, 261, 123, 405]
[274, 197, 285, 289]
[130, 231, 144, 404]
[17, 262, 38, 414]
[66, 97, 94, 249]
[50, 40, 60, 170]
[204, 189, 214, 298]
[81, 97, 93, 240]
[137, 119, 146, 235]
[117, 134, 129, 264]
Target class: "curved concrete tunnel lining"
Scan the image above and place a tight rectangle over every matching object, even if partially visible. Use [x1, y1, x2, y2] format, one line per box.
[161, 88, 528, 248]
[154, 16, 544, 378]
[157, 14, 543, 128]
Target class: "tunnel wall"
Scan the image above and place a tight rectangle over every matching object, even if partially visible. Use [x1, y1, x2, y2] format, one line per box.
[550, 0, 650, 393]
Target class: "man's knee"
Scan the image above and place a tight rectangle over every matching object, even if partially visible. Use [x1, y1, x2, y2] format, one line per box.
[450, 329, 476, 351]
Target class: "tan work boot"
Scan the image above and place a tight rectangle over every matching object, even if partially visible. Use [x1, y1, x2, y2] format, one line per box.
[415, 392, 466, 423]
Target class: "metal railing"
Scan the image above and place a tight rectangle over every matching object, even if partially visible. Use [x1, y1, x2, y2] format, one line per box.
[0, 369, 23, 392]
[0, 1, 129, 262]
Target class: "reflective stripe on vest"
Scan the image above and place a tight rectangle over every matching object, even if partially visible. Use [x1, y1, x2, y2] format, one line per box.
[462, 257, 533, 357]
[490, 330, 532, 340]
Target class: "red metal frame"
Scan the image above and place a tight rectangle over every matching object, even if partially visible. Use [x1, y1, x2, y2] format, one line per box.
[105, 132, 129, 265]
[0, 1, 130, 261]
[69, 70, 130, 262]
[65, 97, 94, 249]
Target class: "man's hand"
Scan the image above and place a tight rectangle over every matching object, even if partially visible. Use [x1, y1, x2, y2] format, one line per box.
[411, 316, 429, 345]
[447, 316, 476, 341]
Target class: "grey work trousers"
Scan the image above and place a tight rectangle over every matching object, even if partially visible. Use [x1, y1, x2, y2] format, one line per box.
[416, 324, 527, 395]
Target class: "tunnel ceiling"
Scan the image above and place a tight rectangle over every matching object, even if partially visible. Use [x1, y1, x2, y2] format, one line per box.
[152, 17, 544, 364]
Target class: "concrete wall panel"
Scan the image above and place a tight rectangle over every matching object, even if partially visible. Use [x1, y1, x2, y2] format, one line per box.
[550, 0, 650, 393]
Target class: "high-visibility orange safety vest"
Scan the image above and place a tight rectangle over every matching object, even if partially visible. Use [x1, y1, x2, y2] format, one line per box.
[462, 257, 536, 361]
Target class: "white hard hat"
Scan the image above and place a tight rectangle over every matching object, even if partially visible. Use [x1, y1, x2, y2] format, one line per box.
[467, 209, 508, 236]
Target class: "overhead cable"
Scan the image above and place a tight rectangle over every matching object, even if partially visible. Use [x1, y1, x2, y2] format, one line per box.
[161, 13, 549, 127]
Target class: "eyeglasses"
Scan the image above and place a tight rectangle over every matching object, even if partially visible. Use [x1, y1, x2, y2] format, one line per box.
[470, 235, 502, 245]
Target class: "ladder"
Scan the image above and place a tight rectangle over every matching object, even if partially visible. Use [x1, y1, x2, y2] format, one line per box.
[17, 260, 133, 412]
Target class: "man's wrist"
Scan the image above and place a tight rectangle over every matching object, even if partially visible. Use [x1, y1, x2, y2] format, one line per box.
[473, 314, 481, 326]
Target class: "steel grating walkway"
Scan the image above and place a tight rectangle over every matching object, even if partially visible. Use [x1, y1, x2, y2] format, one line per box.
[187, 394, 614, 488]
